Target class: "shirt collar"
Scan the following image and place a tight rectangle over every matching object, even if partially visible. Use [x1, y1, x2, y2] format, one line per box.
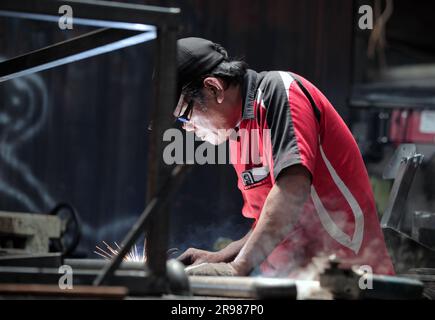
[241, 69, 261, 120]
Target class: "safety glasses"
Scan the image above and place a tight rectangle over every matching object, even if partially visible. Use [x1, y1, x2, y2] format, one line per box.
[174, 90, 195, 124]
[176, 99, 194, 123]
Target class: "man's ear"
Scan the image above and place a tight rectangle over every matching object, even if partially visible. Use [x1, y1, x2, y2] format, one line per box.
[203, 77, 225, 104]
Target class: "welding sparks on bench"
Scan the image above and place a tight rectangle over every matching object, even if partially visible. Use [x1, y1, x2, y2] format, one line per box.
[94, 241, 180, 263]
[94, 241, 145, 263]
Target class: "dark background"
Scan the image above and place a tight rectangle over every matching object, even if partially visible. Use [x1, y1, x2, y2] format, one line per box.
[0, 0, 433, 257]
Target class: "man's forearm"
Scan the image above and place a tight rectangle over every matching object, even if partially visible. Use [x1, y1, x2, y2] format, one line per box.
[232, 165, 311, 275]
[217, 229, 252, 262]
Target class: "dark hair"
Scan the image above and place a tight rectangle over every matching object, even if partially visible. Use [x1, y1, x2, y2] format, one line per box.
[182, 44, 248, 103]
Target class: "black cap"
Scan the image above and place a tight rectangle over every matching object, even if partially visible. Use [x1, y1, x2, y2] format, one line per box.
[177, 37, 226, 103]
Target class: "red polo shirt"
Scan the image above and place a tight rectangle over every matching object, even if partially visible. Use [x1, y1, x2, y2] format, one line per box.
[229, 70, 394, 276]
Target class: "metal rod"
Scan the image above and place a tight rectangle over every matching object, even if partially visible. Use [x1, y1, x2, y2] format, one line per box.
[93, 165, 191, 286]
[0, 0, 180, 29]
[189, 276, 299, 299]
[145, 25, 179, 277]
[64, 259, 148, 271]
[0, 28, 156, 83]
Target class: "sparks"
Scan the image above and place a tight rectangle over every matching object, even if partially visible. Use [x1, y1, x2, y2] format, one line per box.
[94, 241, 179, 263]
[94, 241, 146, 263]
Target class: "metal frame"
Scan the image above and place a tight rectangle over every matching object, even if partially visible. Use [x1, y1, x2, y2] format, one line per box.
[381, 144, 423, 231]
[0, 0, 181, 294]
[380, 144, 435, 273]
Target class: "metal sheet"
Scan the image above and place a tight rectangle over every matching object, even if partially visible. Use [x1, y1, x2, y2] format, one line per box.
[0, 28, 156, 82]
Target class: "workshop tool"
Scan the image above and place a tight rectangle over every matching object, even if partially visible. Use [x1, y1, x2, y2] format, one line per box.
[0, 211, 61, 255]
[404, 268, 435, 299]
[49, 203, 82, 257]
[0, 203, 81, 259]
[319, 257, 424, 299]
[381, 144, 435, 273]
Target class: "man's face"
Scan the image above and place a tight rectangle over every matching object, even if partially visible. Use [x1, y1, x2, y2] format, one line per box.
[173, 79, 241, 145]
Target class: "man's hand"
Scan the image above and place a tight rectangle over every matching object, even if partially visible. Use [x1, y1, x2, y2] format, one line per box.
[177, 231, 253, 266]
[185, 262, 238, 276]
[177, 248, 224, 266]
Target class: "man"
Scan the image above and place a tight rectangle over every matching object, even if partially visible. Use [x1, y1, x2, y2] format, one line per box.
[174, 37, 394, 277]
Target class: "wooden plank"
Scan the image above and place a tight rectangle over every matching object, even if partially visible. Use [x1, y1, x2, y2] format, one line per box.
[0, 284, 128, 299]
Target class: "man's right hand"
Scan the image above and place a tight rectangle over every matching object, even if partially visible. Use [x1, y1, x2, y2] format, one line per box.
[177, 248, 224, 266]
